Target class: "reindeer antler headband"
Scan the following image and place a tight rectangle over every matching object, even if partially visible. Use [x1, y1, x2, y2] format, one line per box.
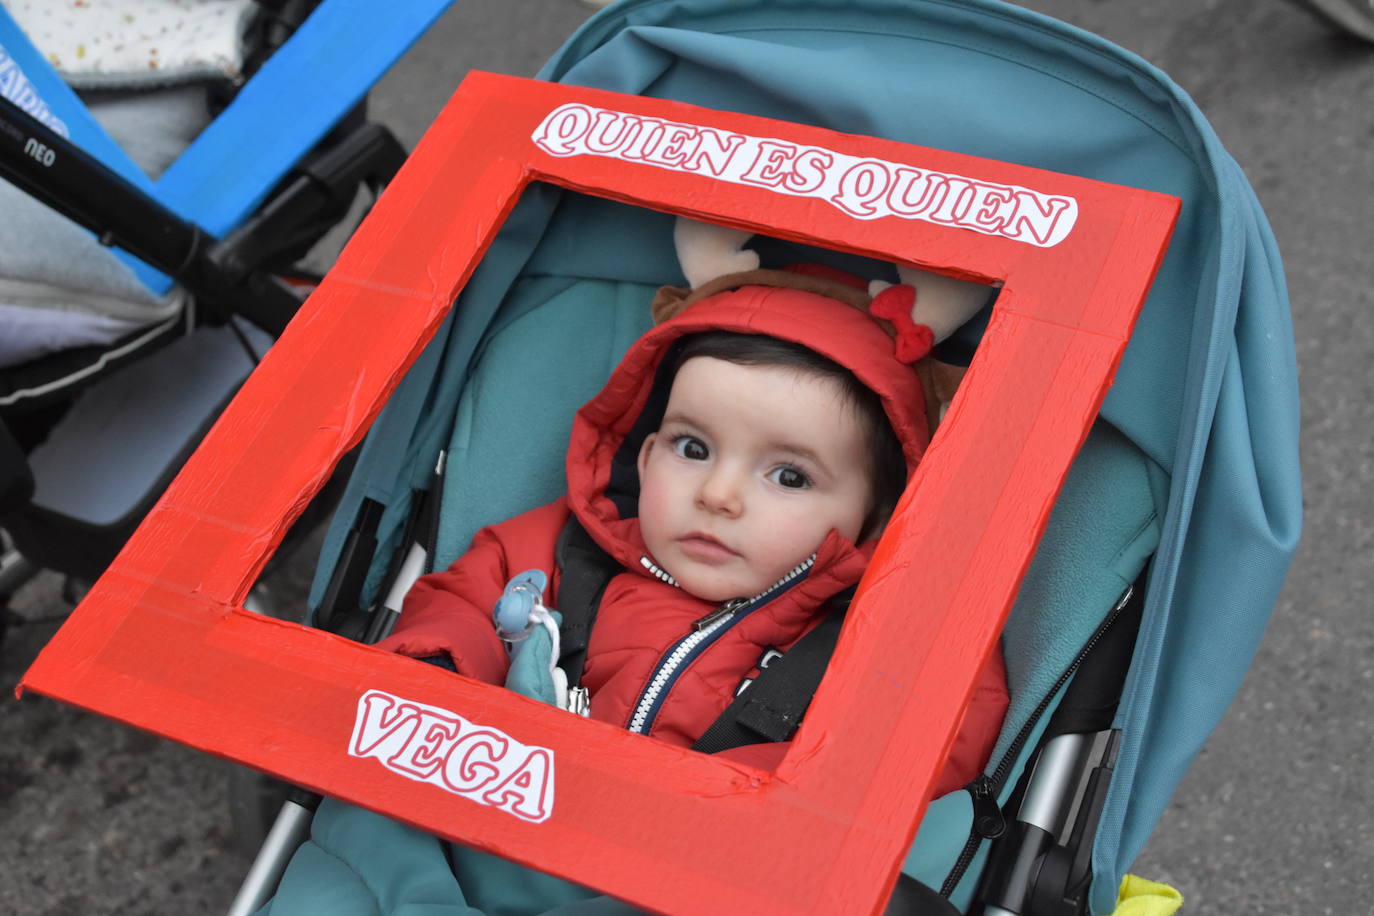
[652, 218, 991, 363]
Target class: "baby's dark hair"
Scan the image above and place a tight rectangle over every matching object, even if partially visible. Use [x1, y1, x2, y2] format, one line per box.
[668, 331, 908, 539]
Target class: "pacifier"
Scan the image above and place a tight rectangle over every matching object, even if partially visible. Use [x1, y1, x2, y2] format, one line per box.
[493, 569, 549, 642]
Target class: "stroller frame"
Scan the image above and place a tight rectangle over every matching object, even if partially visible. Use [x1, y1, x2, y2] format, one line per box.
[0, 90, 336, 342]
[19, 73, 1177, 915]
[0, 0, 454, 590]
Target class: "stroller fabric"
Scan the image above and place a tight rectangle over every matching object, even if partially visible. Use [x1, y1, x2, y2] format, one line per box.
[302, 0, 1299, 912]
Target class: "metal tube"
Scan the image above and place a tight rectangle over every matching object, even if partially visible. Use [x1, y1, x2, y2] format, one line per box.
[1019, 733, 1090, 834]
[225, 799, 315, 916]
[0, 96, 299, 336]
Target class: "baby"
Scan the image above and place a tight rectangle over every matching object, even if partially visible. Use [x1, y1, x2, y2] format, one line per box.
[381, 264, 1007, 791]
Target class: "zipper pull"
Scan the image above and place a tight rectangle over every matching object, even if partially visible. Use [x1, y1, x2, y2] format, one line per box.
[969, 774, 1006, 839]
[693, 597, 747, 631]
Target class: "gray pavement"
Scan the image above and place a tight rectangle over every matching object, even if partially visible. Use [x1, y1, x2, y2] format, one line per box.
[2, 1, 1371, 914]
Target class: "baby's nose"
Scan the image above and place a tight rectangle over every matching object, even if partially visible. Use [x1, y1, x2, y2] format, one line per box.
[697, 469, 743, 516]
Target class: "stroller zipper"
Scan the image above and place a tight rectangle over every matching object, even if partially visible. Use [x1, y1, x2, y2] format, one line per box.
[939, 585, 1135, 898]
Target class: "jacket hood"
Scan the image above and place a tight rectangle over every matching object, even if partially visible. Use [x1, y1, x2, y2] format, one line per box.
[565, 282, 930, 572]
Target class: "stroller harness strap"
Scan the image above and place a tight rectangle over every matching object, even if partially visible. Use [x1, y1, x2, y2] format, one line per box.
[553, 515, 845, 753]
[553, 515, 621, 688]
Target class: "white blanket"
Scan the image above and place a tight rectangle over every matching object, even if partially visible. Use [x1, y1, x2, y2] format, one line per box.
[4, 0, 255, 88]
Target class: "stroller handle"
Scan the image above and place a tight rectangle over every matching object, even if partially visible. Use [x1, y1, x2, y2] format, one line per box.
[0, 95, 301, 336]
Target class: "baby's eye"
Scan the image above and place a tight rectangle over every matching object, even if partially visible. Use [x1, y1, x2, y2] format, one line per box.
[672, 436, 709, 461]
[768, 466, 812, 490]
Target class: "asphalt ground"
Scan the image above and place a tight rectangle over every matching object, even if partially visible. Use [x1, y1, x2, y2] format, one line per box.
[2, 1, 1371, 914]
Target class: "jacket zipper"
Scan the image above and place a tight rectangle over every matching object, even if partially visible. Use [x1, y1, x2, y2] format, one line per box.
[627, 556, 814, 735]
[939, 585, 1134, 898]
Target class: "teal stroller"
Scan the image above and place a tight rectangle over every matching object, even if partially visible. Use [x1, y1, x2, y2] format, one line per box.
[32, 0, 1303, 913]
[253, 0, 1301, 911]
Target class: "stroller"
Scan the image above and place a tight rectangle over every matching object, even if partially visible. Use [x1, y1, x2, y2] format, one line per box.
[22, 0, 1302, 913]
[0, 0, 454, 618]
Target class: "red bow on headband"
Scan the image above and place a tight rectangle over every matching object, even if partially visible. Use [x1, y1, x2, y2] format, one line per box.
[869, 284, 934, 364]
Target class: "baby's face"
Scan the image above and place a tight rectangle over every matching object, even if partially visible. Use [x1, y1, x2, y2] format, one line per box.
[636, 356, 875, 603]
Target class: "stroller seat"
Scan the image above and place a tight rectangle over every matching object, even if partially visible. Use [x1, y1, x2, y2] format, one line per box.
[373, 196, 1163, 910]
[292, 183, 1165, 912]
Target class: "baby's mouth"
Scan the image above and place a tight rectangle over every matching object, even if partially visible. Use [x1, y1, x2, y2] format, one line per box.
[677, 533, 739, 563]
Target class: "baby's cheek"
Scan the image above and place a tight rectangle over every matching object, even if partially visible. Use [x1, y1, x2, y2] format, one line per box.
[772, 498, 827, 529]
[766, 507, 829, 553]
[637, 487, 673, 549]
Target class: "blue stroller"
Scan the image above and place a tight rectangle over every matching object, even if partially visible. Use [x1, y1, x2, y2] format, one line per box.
[219, 0, 1299, 911]
[0, 0, 457, 618]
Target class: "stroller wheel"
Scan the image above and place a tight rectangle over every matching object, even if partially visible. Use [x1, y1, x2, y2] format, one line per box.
[1290, 0, 1374, 41]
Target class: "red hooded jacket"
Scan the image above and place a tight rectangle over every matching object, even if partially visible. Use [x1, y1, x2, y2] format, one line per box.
[380, 281, 1008, 797]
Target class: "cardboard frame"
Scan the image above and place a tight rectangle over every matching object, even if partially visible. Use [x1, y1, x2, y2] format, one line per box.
[20, 73, 1178, 914]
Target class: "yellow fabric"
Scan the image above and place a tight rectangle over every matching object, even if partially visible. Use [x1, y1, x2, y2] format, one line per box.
[1113, 874, 1184, 915]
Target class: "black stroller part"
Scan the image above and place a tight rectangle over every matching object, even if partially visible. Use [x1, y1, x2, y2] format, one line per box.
[0, 95, 205, 281]
[691, 591, 850, 753]
[944, 581, 1141, 898]
[1, 376, 240, 584]
[361, 452, 447, 645]
[884, 873, 962, 916]
[247, 0, 326, 75]
[317, 448, 447, 643]
[971, 583, 1146, 916]
[313, 496, 386, 638]
[2, 323, 352, 588]
[552, 514, 620, 687]
[1, 84, 402, 346]
[0, 94, 303, 338]
[0, 420, 34, 513]
[1023, 733, 1119, 916]
[212, 120, 407, 280]
[1037, 584, 1145, 742]
[974, 731, 1121, 916]
[0, 95, 403, 422]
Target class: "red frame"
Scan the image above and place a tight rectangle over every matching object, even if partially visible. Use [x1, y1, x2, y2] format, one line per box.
[20, 73, 1177, 914]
